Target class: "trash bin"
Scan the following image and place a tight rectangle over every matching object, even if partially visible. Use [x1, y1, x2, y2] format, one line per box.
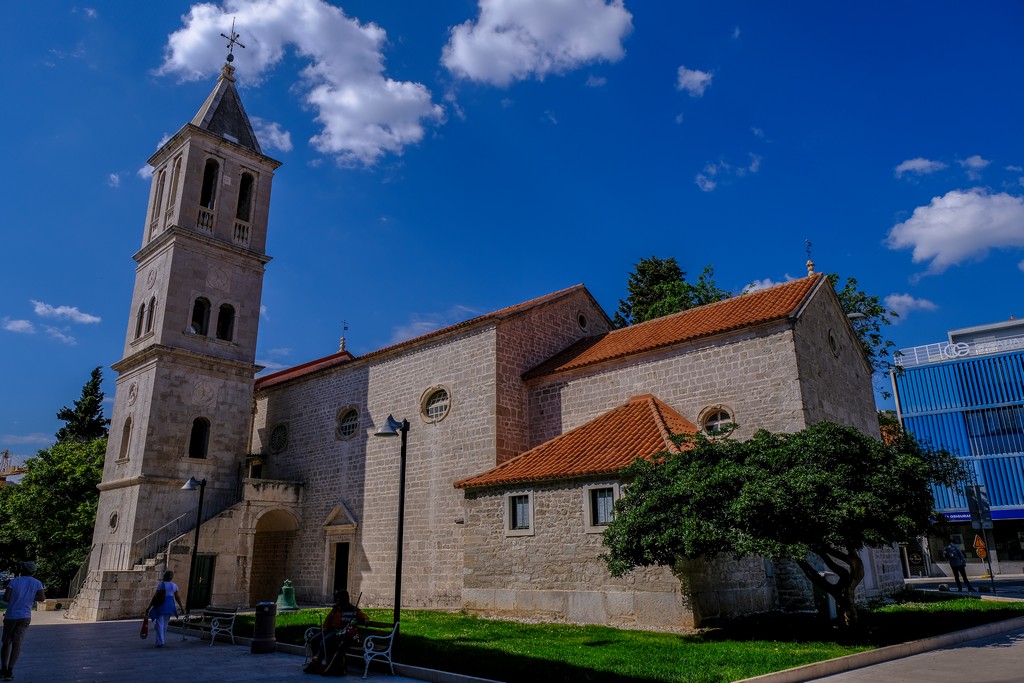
[251, 601, 277, 654]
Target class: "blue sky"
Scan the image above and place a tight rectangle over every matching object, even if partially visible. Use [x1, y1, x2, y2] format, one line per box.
[2, 1, 1023, 463]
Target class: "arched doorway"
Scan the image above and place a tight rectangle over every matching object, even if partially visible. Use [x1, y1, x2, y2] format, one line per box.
[249, 509, 299, 606]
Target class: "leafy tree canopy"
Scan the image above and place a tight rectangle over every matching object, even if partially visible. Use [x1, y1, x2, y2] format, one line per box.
[602, 421, 965, 626]
[0, 438, 106, 595]
[55, 366, 110, 443]
[613, 257, 728, 328]
[828, 274, 900, 394]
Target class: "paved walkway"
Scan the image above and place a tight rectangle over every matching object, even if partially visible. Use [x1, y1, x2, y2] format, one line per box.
[812, 626, 1024, 682]
[4, 611, 424, 683]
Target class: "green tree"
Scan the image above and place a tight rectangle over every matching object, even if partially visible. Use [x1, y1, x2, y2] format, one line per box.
[0, 438, 106, 594]
[55, 366, 110, 443]
[614, 257, 729, 327]
[602, 422, 965, 626]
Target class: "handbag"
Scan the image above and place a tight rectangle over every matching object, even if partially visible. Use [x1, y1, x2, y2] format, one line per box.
[149, 582, 166, 610]
[140, 615, 149, 639]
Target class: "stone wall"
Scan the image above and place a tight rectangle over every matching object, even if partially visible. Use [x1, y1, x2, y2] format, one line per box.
[252, 325, 501, 611]
[527, 321, 806, 446]
[494, 290, 610, 463]
[461, 480, 691, 629]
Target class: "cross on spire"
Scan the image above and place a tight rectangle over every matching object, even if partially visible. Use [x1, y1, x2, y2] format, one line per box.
[221, 18, 245, 63]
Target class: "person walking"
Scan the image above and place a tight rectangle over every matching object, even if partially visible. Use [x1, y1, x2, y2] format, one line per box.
[944, 538, 975, 592]
[1, 560, 46, 681]
[148, 571, 185, 648]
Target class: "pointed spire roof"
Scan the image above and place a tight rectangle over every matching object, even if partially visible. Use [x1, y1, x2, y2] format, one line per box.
[454, 395, 697, 489]
[191, 62, 262, 154]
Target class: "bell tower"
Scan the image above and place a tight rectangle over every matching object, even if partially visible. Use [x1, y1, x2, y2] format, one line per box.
[90, 56, 281, 573]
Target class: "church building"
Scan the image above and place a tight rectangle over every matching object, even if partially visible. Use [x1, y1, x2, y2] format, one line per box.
[69, 58, 902, 628]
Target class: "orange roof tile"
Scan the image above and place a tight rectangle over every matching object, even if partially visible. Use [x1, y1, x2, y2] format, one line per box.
[255, 351, 355, 391]
[255, 285, 601, 392]
[454, 395, 697, 489]
[524, 274, 824, 380]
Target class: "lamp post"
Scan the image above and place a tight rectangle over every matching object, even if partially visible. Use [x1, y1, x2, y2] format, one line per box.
[374, 414, 409, 625]
[181, 476, 207, 613]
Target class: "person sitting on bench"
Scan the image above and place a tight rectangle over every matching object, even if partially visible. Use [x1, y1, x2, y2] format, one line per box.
[304, 590, 368, 675]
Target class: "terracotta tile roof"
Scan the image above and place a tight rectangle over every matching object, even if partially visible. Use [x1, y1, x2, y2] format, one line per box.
[255, 285, 599, 391]
[255, 351, 355, 391]
[454, 395, 697, 489]
[524, 274, 825, 380]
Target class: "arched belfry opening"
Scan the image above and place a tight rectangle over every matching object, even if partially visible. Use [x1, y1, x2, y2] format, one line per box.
[249, 509, 300, 606]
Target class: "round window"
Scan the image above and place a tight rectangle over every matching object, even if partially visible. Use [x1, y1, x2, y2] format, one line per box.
[577, 312, 589, 330]
[828, 329, 840, 357]
[337, 408, 359, 439]
[422, 388, 451, 422]
[703, 409, 734, 435]
[269, 423, 289, 453]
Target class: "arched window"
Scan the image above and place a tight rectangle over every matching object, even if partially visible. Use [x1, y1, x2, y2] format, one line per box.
[190, 297, 211, 336]
[150, 169, 166, 227]
[167, 157, 181, 210]
[145, 297, 156, 334]
[199, 159, 219, 209]
[135, 303, 145, 339]
[188, 418, 210, 459]
[118, 417, 132, 460]
[216, 304, 235, 341]
[236, 173, 254, 222]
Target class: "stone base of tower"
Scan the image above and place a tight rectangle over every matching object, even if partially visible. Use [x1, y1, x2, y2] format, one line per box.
[66, 556, 168, 621]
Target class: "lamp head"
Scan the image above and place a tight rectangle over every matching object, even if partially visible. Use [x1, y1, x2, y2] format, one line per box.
[375, 414, 405, 437]
[181, 476, 206, 490]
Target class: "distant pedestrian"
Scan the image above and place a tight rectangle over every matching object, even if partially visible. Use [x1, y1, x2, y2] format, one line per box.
[148, 571, 185, 647]
[2, 560, 46, 681]
[943, 538, 974, 592]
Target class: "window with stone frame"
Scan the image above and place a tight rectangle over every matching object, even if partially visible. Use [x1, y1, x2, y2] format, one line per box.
[583, 483, 619, 533]
[188, 417, 210, 459]
[336, 407, 359, 440]
[505, 491, 534, 537]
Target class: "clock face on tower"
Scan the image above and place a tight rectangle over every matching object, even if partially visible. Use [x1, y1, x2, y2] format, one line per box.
[207, 267, 230, 292]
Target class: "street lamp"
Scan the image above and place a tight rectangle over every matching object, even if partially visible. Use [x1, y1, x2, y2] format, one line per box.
[374, 414, 409, 625]
[181, 476, 207, 613]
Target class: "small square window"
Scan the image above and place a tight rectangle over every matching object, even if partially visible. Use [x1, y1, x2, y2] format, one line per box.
[584, 483, 619, 534]
[504, 492, 534, 537]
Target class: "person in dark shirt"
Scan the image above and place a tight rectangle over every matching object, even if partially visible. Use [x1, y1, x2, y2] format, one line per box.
[304, 590, 368, 675]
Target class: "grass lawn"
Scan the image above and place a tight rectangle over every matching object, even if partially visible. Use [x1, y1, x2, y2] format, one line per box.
[236, 592, 1024, 683]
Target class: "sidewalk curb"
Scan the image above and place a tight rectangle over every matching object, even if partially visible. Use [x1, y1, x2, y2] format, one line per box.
[735, 615, 1024, 682]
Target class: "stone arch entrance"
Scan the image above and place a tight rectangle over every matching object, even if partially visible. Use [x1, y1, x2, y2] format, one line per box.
[248, 509, 299, 606]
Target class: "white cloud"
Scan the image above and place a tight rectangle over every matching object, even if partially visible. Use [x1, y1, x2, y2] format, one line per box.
[894, 157, 947, 178]
[82, 7, 98, 19]
[959, 154, 990, 180]
[107, 172, 121, 188]
[1019, 259, 1024, 272]
[1, 433, 52, 446]
[2, 318, 35, 334]
[742, 278, 778, 293]
[251, 117, 293, 153]
[585, 75, 607, 87]
[732, 26, 741, 40]
[543, 110, 558, 125]
[695, 155, 760, 191]
[260, 305, 269, 320]
[442, 0, 633, 87]
[751, 127, 764, 138]
[159, 0, 444, 165]
[886, 188, 1024, 275]
[137, 165, 153, 180]
[31, 300, 101, 324]
[44, 326, 77, 345]
[884, 294, 938, 319]
[676, 65, 712, 96]
[388, 305, 482, 345]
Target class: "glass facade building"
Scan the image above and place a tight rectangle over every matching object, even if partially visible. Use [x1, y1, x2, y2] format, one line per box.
[891, 318, 1024, 575]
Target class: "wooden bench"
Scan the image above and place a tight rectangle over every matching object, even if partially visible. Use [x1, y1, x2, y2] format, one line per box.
[179, 606, 238, 645]
[304, 619, 399, 678]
